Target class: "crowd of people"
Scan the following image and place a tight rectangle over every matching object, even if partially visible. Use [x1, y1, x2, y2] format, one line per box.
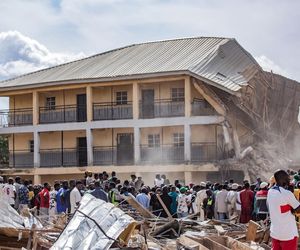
[1, 170, 300, 249]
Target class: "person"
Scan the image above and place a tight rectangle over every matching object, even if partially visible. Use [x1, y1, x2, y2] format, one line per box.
[150, 188, 162, 216]
[49, 183, 60, 218]
[226, 183, 239, 220]
[154, 174, 164, 187]
[70, 180, 82, 213]
[3, 177, 16, 207]
[129, 175, 137, 187]
[135, 177, 144, 190]
[14, 176, 22, 210]
[254, 182, 269, 221]
[177, 187, 190, 218]
[0, 176, 5, 200]
[215, 184, 228, 221]
[108, 182, 119, 205]
[66, 179, 75, 213]
[136, 188, 150, 209]
[56, 181, 69, 214]
[18, 180, 30, 212]
[85, 172, 94, 186]
[267, 170, 300, 250]
[203, 189, 215, 219]
[240, 182, 254, 223]
[161, 175, 170, 185]
[159, 186, 172, 217]
[168, 186, 178, 217]
[91, 181, 108, 202]
[195, 182, 207, 221]
[39, 183, 51, 216]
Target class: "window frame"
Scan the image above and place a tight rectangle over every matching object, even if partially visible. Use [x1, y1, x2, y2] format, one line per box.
[29, 140, 34, 153]
[148, 134, 160, 148]
[171, 88, 185, 102]
[173, 133, 184, 147]
[45, 97, 56, 110]
[116, 91, 128, 105]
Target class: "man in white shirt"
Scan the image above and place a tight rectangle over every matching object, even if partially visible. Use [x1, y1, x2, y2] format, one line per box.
[154, 174, 164, 187]
[3, 177, 16, 207]
[0, 176, 5, 200]
[195, 182, 207, 220]
[70, 181, 83, 214]
[267, 170, 300, 250]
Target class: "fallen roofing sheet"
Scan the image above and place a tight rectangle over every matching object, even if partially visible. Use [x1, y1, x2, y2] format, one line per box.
[51, 194, 136, 250]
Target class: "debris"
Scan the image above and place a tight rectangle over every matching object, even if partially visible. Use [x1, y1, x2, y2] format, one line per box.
[246, 220, 260, 242]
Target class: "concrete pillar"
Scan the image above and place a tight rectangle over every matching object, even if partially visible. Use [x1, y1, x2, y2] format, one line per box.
[132, 82, 139, 119]
[184, 76, 192, 117]
[184, 171, 192, 185]
[86, 128, 93, 166]
[134, 126, 141, 164]
[32, 91, 39, 125]
[33, 131, 40, 168]
[86, 85, 93, 122]
[34, 174, 41, 185]
[184, 124, 191, 162]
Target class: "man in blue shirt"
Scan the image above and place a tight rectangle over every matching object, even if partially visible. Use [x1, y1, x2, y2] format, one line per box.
[56, 181, 69, 214]
[91, 181, 108, 202]
[136, 188, 150, 209]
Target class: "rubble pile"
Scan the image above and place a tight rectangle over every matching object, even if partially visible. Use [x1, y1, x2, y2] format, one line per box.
[1, 194, 295, 250]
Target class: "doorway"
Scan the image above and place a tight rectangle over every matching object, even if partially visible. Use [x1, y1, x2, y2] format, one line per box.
[141, 89, 155, 118]
[117, 133, 134, 165]
[77, 137, 87, 166]
[77, 94, 87, 122]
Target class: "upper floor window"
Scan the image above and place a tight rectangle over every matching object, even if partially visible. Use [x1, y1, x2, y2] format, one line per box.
[173, 133, 184, 147]
[46, 97, 56, 110]
[148, 134, 160, 147]
[116, 91, 128, 105]
[29, 140, 34, 153]
[171, 88, 184, 102]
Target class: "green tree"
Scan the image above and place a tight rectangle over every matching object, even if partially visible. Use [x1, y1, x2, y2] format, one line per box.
[0, 136, 9, 166]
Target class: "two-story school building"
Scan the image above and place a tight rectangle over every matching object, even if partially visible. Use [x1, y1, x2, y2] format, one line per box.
[0, 37, 260, 185]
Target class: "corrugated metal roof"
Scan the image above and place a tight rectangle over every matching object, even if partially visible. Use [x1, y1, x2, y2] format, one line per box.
[0, 37, 260, 92]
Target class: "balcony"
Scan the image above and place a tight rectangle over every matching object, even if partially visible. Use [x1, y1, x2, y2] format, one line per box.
[140, 144, 184, 164]
[40, 148, 87, 167]
[192, 99, 217, 116]
[139, 99, 184, 119]
[191, 143, 217, 162]
[93, 146, 116, 165]
[93, 102, 133, 121]
[39, 105, 87, 124]
[0, 108, 33, 127]
[9, 150, 34, 168]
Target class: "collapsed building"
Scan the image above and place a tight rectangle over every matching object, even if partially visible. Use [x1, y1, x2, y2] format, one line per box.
[0, 37, 299, 184]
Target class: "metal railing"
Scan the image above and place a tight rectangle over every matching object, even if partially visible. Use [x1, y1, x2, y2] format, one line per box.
[191, 142, 217, 162]
[93, 146, 117, 165]
[139, 99, 184, 119]
[93, 102, 133, 121]
[40, 148, 87, 167]
[140, 144, 184, 164]
[39, 105, 87, 124]
[9, 150, 34, 168]
[0, 108, 33, 127]
[191, 99, 217, 116]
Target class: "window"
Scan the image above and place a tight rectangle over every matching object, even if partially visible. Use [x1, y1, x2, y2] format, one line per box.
[116, 91, 128, 105]
[29, 140, 34, 153]
[46, 97, 56, 110]
[173, 133, 184, 147]
[171, 88, 184, 102]
[148, 134, 160, 147]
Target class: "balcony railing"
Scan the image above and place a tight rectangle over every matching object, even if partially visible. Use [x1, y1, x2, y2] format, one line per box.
[93, 102, 133, 121]
[39, 105, 87, 124]
[139, 99, 184, 119]
[40, 148, 87, 167]
[9, 150, 34, 168]
[140, 144, 184, 164]
[191, 142, 217, 162]
[93, 146, 116, 165]
[0, 108, 33, 127]
[192, 99, 217, 116]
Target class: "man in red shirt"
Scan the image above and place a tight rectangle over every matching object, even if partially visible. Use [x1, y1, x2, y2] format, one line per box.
[240, 182, 254, 223]
[39, 183, 51, 217]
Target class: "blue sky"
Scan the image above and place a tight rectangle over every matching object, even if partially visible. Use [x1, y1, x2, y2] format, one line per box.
[0, 0, 300, 108]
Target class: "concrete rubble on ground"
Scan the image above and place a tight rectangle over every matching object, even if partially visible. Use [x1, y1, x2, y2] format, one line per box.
[0, 194, 279, 250]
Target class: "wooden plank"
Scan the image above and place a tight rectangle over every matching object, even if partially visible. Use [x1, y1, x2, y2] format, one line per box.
[125, 196, 155, 218]
[246, 220, 260, 242]
[202, 237, 230, 250]
[214, 225, 226, 235]
[156, 194, 173, 220]
[177, 235, 209, 250]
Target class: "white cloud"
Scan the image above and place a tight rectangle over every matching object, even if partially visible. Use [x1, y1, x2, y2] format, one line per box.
[0, 31, 85, 80]
[255, 55, 289, 78]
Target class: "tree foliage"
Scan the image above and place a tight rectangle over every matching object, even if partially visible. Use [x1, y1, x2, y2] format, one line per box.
[0, 136, 9, 166]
